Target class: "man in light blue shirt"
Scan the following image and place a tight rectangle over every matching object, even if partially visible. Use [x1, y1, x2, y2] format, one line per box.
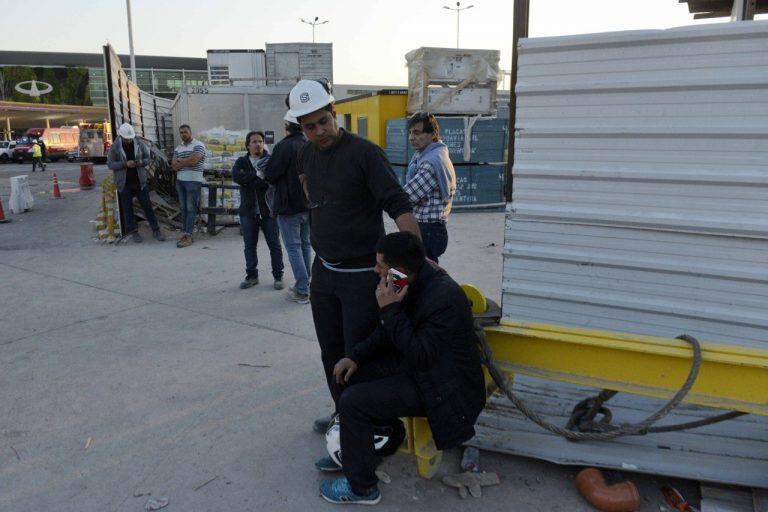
[172, 124, 207, 247]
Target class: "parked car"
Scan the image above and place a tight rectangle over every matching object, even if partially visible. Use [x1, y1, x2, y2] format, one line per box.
[0, 140, 16, 163]
[66, 148, 79, 162]
[13, 127, 80, 163]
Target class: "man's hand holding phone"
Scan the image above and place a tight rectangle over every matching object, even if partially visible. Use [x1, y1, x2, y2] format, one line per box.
[376, 269, 408, 308]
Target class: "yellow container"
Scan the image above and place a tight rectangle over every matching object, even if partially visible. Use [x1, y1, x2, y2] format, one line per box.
[334, 90, 407, 149]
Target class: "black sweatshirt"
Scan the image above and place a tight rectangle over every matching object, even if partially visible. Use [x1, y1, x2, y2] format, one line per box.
[298, 129, 412, 265]
[263, 131, 309, 215]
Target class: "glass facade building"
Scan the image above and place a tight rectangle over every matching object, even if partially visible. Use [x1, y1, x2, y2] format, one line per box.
[1, 51, 208, 107]
[87, 67, 208, 106]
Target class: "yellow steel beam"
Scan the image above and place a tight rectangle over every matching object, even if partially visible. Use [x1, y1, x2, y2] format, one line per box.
[485, 320, 768, 416]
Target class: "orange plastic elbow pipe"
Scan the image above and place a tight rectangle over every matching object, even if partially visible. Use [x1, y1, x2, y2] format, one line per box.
[575, 468, 641, 512]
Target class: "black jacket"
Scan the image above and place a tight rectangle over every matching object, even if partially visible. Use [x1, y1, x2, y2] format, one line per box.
[298, 129, 412, 265]
[263, 131, 309, 215]
[350, 262, 486, 450]
[231, 152, 271, 217]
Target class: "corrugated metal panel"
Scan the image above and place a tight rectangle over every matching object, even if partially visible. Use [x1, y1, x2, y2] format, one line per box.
[469, 377, 768, 489]
[104, 44, 174, 150]
[504, 22, 768, 348]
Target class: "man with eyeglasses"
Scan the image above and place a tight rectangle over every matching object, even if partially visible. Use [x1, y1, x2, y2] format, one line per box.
[286, 79, 420, 435]
[404, 112, 456, 264]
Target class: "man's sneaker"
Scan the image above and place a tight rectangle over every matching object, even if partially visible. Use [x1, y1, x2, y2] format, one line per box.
[315, 455, 342, 472]
[176, 234, 193, 248]
[320, 477, 380, 505]
[288, 288, 310, 304]
[131, 231, 143, 243]
[152, 229, 166, 242]
[273, 277, 285, 290]
[240, 275, 259, 289]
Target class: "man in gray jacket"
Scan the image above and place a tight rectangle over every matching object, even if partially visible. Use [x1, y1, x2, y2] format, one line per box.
[107, 123, 165, 242]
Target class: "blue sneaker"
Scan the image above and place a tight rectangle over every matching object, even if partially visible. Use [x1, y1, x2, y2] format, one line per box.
[320, 477, 381, 505]
[315, 455, 342, 472]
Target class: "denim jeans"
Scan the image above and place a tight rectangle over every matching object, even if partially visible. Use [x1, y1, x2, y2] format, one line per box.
[119, 184, 160, 233]
[240, 209, 284, 279]
[175, 179, 202, 235]
[309, 258, 380, 408]
[418, 221, 448, 263]
[277, 212, 312, 294]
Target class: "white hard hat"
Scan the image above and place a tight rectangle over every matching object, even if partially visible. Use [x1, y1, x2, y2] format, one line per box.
[117, 123, 136, 140]
[287, 79, 334, 120]
[283, 112, 299, 125]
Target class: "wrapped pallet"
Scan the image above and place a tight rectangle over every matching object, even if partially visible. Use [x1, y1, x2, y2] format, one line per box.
[406, 47, 500, 115]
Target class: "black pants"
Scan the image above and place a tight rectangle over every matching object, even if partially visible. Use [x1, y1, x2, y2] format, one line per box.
[239, 208, 284, 279]
[418, 221, 448, 263]
[119, 183, 159, 233]
[338, 357, 424, 495]
[309, 258, 380, 407]
[32, 157, 45, 172]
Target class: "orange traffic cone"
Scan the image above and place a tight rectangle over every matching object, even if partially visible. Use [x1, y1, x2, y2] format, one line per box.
[0, 195, 10, 223]
[51, 173, 64, 199]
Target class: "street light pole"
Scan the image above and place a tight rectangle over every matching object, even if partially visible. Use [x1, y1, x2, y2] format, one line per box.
[300, 16, 329, 43]
[126, 0, 137, 82]
[443, 1, 474, 49]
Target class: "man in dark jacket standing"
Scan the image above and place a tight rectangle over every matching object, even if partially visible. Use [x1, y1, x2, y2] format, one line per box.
[286, 79, 421, 432]
[231, 131, 284, 290]
[317, 232, 486, 505]
[264, 114, 312, 304]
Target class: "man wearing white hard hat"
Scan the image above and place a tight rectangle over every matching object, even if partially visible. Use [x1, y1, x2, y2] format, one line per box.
[107, 123, 165, 242]
[286, 78, 420, 450]
[264, 108, 312, 304]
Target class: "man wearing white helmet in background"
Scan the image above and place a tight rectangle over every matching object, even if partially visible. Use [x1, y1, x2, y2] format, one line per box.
[264, 109, 312, 304]
[286, 79, 420, 445]
[107, 123, 165, 243]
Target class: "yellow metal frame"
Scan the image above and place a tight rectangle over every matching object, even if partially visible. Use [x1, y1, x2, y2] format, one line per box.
[402, 284, 768, 477]
[486, 320, 768, 416]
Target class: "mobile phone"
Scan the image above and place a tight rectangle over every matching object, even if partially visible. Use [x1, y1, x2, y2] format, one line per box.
[390, 269, 408, 292]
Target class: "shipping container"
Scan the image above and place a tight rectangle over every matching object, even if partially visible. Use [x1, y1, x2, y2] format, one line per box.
[265, 43, 333, 86]
[334, 89, 408, 148]
[207, 49, 267, 86]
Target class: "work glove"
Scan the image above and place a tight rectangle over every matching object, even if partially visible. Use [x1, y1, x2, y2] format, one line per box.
[441, 471, 500, 499]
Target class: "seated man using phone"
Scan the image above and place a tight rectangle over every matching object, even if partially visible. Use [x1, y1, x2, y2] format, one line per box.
[317, 232, 486, 505]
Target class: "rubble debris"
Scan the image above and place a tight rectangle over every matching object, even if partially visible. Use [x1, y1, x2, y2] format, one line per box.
[442, 471, 500, 499]
[144, 498, 169, 511]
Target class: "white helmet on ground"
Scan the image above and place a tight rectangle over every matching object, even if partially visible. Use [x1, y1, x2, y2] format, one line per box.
[117, 123, 136, 140]
[286, 79, 334, 120]
[325, 414, 402, 468]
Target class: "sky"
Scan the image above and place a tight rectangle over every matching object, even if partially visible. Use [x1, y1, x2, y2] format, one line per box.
[2, 0, 758, 87]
